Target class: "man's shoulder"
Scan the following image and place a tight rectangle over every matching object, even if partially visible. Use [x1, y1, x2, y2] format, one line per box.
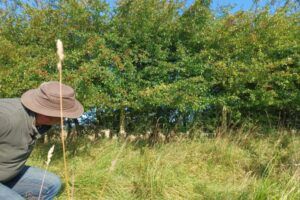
[0, 98, 23, 115]
[0, 98, 22, 103]
[0, 112, 12, 134]
[0, 98, 23, 108]
[0, 98, 30, 126]
[0, 99, 15, 135]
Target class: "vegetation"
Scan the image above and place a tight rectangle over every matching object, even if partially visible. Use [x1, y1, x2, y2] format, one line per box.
[28, 129, 300, 199]
[1, 1, 299, 199]
[0, 0, 299, 134]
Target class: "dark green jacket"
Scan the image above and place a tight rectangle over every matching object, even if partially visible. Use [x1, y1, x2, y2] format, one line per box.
[0, 98, 50, 182]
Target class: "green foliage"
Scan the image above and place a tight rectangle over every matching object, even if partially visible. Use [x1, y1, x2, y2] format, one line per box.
[0, 0, 299, 131]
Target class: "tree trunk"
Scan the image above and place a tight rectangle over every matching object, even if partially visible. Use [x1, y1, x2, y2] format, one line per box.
[119, 108, 126, 138]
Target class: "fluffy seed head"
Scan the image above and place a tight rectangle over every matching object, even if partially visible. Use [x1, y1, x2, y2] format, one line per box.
[56, 39, 64, 61]
[46, 145, 55, 166]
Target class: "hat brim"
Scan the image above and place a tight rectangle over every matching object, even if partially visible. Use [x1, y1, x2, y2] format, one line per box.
[21, 89, 84, 118]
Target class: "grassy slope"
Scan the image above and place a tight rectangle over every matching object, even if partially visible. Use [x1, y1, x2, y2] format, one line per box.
[28, 132, 300, 200]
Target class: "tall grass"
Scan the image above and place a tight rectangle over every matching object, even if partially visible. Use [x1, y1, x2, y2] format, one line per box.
[28, 129, 300, 199]
[56, 39, 71, 199]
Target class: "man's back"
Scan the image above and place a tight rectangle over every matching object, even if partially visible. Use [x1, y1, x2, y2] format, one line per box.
[0, 98, 35, 182]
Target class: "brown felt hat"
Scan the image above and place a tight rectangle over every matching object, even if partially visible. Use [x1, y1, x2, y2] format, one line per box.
[21, 81, 84, 118]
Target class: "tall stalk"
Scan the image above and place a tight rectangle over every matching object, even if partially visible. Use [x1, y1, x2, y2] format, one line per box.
[57, 39, 71, 200]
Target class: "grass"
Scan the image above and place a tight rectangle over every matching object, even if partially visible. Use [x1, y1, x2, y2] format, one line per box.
[27, 130, 300, 200]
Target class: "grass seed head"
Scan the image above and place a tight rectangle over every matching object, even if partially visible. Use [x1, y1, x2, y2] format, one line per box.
[56, 39, 64, 61]
[46, 145, 55, 166]
[56, 39, 64, 70]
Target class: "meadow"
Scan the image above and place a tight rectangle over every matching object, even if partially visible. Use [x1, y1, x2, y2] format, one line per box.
[28, 129, 300, 200]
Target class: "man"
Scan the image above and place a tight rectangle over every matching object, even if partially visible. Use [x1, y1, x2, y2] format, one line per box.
[0, 81, 84, 200]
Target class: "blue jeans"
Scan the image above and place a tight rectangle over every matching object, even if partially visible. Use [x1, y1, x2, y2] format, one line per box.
[0, 166, 61, 200]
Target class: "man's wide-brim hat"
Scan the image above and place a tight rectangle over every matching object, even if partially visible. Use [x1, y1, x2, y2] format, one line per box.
[21, 81, 84, 118]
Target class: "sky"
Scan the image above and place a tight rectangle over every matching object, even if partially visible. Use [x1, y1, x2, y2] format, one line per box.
[105, 0, 268, 12]
[211, 0, 255, 11]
